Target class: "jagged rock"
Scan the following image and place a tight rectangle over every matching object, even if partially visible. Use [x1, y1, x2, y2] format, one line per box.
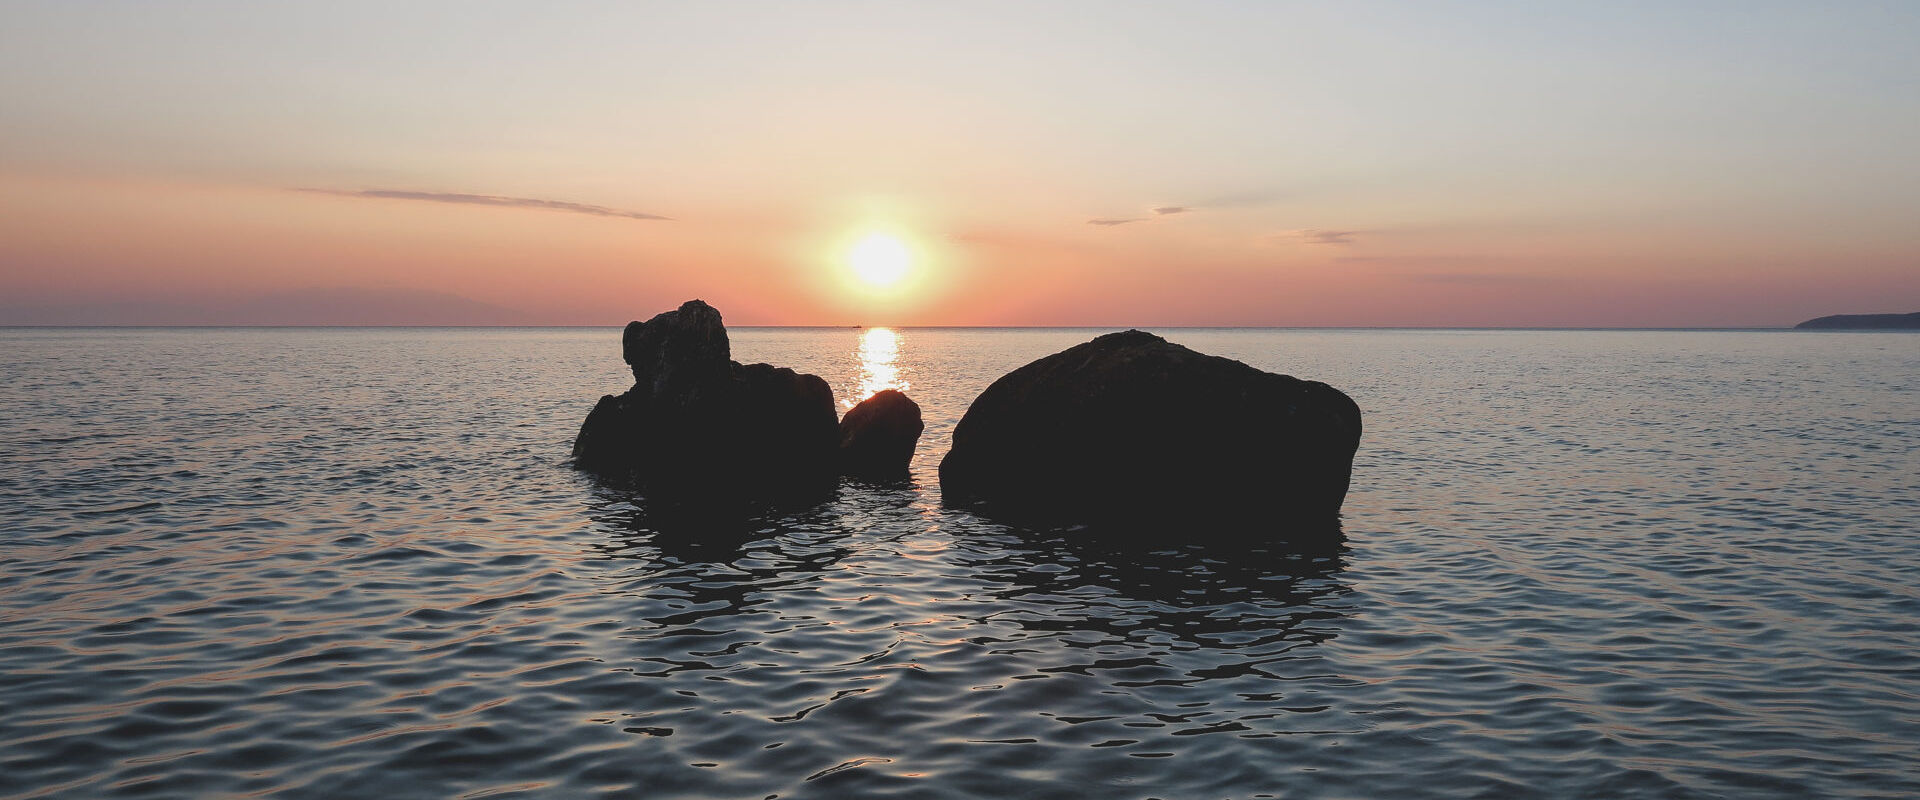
[573, 300, 839, 501]
[938, 330, 1361, 533]
[838, 389, 923, 480]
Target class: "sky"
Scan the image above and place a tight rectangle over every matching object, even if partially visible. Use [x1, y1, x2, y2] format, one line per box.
[3, 1, 1917, 326]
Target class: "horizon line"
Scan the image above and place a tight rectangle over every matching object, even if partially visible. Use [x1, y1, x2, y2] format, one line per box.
[0, 323, 1830, 331]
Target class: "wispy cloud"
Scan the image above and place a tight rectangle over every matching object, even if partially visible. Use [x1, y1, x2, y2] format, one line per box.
[1089, 206, 1183, 226]
[298, 188, 671, 221]
[1295, 229, 1358, 245]
[1399, 272, 1555, 285]
[1091, 194, 1308, 227]
[1334, 255, 1478, 265]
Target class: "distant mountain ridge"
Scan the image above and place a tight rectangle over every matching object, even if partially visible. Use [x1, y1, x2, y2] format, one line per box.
[1794, 312, 1920, 330]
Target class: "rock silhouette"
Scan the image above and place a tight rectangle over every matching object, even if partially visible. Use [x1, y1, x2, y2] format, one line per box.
[574, 300, 839, 501]
[838, 389, 923, 480]
[939, 330, 1360, 533]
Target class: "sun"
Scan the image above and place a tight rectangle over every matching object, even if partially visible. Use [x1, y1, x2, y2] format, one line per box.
[848, 233, 911, 288]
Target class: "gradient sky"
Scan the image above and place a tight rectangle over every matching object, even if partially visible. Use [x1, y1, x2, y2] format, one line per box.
[3, 1, 1917, 326]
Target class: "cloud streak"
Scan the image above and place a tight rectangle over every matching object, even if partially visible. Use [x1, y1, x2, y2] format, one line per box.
[1087, 196, 1287, 228]
[298, 188, 671, 221]
[1334, 255, 1478, 265]
[1298, 229, 1358, 245]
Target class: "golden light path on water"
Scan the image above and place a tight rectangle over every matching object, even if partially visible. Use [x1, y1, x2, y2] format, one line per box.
[845, 327, 907, 409]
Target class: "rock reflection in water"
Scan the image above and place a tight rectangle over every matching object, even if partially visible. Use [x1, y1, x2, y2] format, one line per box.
[955, 523, 1349, 648]
[574, 483, 1358, 798]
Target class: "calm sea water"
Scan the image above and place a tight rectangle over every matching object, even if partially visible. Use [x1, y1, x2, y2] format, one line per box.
[2, 326, 1916, 799]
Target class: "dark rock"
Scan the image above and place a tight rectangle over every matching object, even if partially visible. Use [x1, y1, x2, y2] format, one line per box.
[622, 301, 732, 397]
[838, 389, 923, 480]
[732, 362, 840, 490]
[938, 330, 1361, 533]
[1794, 312, 1920, 330]
[573, 300, 840, 502]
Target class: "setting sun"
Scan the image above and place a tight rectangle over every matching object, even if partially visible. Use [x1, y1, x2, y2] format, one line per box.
[848, 233, 910, 288]
[5, 5, 1920, 799]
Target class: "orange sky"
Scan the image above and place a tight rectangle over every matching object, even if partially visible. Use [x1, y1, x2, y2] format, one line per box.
[3, 3, 1917, 326]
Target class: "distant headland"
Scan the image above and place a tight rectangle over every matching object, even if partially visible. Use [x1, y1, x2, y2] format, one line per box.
[1794, 312, 1920, 330]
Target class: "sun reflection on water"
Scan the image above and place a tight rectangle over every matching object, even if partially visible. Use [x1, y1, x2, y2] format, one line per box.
[845, 327, 908, 408]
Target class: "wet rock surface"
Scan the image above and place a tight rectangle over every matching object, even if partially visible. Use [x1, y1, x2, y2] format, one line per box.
[837, 388, 923, 480]
[939, 329, 1361, 533]
[574, 300, 839, 501]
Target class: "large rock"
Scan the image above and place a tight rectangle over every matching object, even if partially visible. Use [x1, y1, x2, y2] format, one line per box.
[574, 300, 839, 501]
[938, 330, 1360, 531]
[838, 389, 923, 480]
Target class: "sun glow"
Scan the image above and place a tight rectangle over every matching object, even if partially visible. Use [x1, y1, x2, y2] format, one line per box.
[845, 327, 907, 409]
[848, 233, 911, 288]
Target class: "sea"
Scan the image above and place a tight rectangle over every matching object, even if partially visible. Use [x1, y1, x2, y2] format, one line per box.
[1, 326, 1915, 799]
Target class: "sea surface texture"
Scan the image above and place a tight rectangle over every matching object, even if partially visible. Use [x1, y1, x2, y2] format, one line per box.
[2, 327, 1915, 799]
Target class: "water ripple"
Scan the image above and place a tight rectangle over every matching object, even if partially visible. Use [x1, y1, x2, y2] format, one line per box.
[1, 327, 1916, 798]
